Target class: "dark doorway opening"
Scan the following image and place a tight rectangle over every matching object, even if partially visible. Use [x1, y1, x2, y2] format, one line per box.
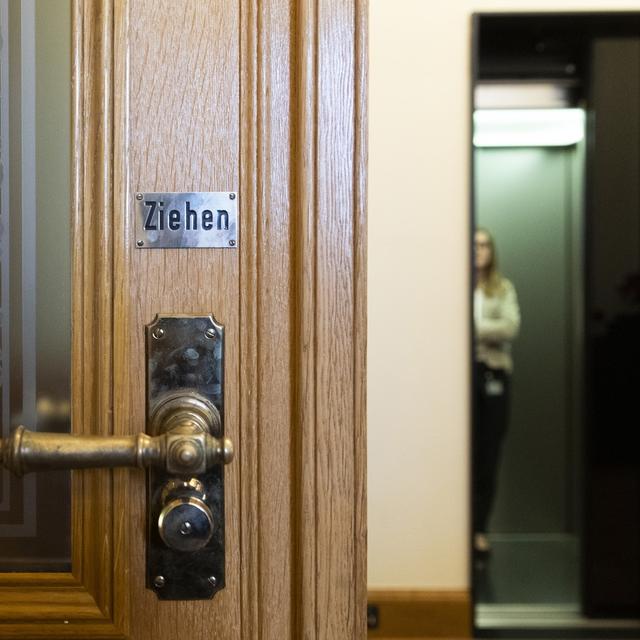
[472, 12, 640, 638]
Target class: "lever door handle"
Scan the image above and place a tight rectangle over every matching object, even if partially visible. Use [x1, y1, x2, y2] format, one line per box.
[0, 393, 233, 477]
[1, 425, 233, 477]
[0, 391, 234, 599]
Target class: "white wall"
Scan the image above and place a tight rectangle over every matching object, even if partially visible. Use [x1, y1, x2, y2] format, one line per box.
[368, 0, 640, 590]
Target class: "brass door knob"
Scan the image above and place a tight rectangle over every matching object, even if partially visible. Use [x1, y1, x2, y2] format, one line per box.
[158, 479, 214, 552]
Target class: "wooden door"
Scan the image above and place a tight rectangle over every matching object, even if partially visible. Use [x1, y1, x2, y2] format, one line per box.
[0, 1, 366, 638]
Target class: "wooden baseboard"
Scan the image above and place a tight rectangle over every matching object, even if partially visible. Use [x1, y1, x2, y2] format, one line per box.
[367, 589, 472, 638]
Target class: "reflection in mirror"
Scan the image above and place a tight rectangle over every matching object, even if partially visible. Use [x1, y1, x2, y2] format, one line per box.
[0, 0, 71, 570]
[472, 13, 640, 635]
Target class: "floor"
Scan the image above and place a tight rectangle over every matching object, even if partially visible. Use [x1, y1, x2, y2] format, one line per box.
[475, 534, 580, 606]
[474, 534, 640, 638]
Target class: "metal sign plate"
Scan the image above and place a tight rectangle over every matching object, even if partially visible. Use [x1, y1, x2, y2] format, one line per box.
[135, 192, 238, 249]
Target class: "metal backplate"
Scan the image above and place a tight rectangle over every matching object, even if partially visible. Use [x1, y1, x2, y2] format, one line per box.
[135, 192, 238, 249]
[146, 315, 225, 600]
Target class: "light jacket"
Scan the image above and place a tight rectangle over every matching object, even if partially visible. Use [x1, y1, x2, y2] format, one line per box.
[474, 278, 520, 373]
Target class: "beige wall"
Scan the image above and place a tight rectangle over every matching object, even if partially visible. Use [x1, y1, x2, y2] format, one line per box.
[368, 0, 640, 590]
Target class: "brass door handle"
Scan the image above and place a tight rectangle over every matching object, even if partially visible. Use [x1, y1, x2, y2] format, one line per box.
[1, 426, 233, 477]
[0, 389, 234, 598]
[0, 393, 233, 477]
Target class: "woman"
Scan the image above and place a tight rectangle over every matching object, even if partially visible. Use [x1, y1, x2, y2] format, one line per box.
[473, 228, 520, 557]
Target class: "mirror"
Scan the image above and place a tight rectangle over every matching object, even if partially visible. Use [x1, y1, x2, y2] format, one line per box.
[472, 13, 640, 634]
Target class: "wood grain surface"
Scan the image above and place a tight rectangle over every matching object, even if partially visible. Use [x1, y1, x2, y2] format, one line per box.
[0, 1, 367, 638]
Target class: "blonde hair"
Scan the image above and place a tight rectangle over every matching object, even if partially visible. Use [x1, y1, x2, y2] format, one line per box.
[476, 228, 505, 297]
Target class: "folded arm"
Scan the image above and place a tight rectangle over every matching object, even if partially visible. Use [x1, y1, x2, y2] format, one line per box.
[476, 283, 521, 342]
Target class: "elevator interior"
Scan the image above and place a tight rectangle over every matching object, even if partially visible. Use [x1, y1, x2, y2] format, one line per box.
[472, 13, 640, 637]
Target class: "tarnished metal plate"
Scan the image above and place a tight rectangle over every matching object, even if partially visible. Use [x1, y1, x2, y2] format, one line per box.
[135, 192, 238, 249]
[146, 315, 226, 600]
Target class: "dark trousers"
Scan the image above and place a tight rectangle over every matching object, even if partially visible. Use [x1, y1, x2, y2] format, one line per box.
[473, 362, 511, 534]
